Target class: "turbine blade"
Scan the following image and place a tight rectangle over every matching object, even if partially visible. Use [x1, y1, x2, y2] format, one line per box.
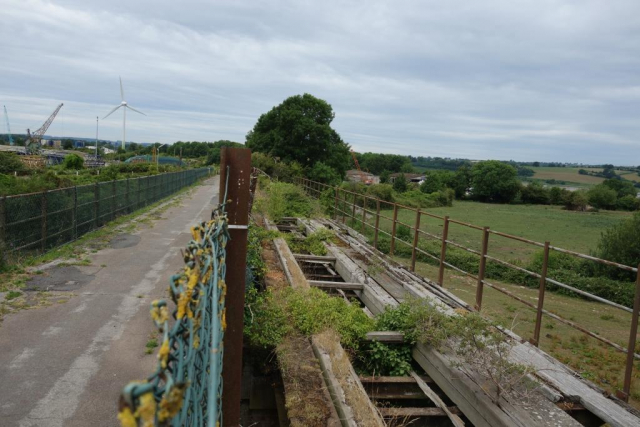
[103, 104, 122, 119]
[126, 105, 146, 116]
[120, 76, 124, 101]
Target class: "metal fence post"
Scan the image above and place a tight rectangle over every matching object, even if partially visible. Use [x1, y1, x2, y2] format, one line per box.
[94, 182, 99, 228]
[334, 187, 339, 220]
[341, 191, 347, 223]
[438, 216, 450, 286]
[219, 147, 251, 426]
[410, 209, 421, 271]
[361, 195, 367, 233]
[619, 264, 640, 402]
[475, 227, 490, 311]
[390, 204, 399, 256]
[111, 179, 116, 220]
[351, 193, 357, 223]
[531, 242, 550, 346]
[0, 196, 6, 250]
[41, 191, 47, 252]
[73, 186, 78, 240]
[374, 200, 380, 250]
[126, 178, 130, 213]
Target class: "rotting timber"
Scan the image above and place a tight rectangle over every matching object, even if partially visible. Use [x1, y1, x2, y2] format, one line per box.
[265, 216, 640, 427]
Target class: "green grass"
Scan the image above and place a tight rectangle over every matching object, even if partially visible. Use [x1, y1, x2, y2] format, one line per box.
[529, 166, 605, 186]
[380, 200, 631, 260]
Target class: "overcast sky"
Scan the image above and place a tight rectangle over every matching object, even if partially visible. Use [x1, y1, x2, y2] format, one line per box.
[2, 1, 639, 164]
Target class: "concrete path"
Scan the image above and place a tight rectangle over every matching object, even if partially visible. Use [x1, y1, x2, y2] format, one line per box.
[0, 177, 219, 427]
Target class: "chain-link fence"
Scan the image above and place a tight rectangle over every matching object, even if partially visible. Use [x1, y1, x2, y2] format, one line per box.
[0, 168, 212, 256]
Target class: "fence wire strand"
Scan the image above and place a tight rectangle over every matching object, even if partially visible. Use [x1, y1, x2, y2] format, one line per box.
[118, 208, 229, 427]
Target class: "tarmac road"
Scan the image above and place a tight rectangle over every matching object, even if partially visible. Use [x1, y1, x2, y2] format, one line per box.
[0, 176, 219, 427]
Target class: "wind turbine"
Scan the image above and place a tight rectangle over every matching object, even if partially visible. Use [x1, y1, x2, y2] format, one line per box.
[103, 77, 146, 150]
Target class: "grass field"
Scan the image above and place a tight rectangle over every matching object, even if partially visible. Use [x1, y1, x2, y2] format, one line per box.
[374, 200, 632, 260]
[529, 166, 604, 186]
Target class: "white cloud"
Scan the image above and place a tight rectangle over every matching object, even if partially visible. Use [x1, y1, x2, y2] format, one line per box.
[1, 0, 639, 164]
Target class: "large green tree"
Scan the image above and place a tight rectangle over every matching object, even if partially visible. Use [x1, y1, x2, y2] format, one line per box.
[470, 161, 520, 203]
[246, 94, 350, 176]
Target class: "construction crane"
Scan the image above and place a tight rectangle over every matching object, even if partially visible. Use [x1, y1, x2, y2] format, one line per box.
[350, 149, 373, 185]
[25, 103, 64, 155]
[3, 105, 13, 146]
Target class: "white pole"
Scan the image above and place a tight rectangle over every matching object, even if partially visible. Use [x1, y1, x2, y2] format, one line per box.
[95, 116, 99, 159]
[122, 106, 126, 150]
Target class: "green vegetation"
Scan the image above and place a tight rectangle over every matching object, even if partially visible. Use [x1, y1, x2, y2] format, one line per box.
[62, 154, 84, 170]
[257, 181, 322, 222]
[246, 93, 351, 178]
[471, 161, 520, 203]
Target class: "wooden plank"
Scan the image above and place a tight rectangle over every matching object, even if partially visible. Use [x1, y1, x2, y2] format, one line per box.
[378, 407, 462, 417]
[411, 370, 466, 427]
[293, 253, 337, 261]
[363, 331, 405, 343]
[309, 280, 364, 291]
[360, 376, 433, 384]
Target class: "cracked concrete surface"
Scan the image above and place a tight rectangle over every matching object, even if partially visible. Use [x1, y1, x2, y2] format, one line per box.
[0, 177, 218, 427]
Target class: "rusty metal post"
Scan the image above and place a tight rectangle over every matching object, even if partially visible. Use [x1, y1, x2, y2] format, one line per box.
[219, 147, 251, 426]
[361, 195, 367, 233]
[531, 242, 550, 346]
[475, 227, 490, 311]
[351, 193, 357, 223]
[41, 191, 47, 252]
[438, 216, 450, 286]
[333, 187, 339, 220]
[410, 209, 421, 271]
[620, 264, 640, 402]
[390, 204, 399, 256]
[341, 191, 347, 223]
[374, 200, 380, 249]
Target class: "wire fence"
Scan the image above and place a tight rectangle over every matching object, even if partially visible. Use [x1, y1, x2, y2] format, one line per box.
[118, 208, 229, 427]
[295, 176, 640, 402]
[0, 168, 212, 256]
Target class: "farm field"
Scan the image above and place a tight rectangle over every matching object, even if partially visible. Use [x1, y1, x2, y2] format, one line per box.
[529, 166, 604, 186]
[374, 200, 632, 260]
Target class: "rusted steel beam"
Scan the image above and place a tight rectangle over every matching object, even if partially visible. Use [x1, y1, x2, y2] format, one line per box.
[532, 241, 550, 347]
[619, 264, 640, 402]
[219, 147, 251, 427]
[438, 216, 450, 286]
[475, 227, 490, 311]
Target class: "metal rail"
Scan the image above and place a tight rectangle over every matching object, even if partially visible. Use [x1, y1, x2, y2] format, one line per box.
[296, 176, 640, 401]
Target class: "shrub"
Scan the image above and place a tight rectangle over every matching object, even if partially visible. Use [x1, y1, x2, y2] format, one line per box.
[392, 174, 408, 192]
[0, 152, 25, 174]
[616, 195, 639, 211]
[593, 213, 640, 281]
[366, 184, 394, 203]
[587, 185, 618, 210]
[521, 182, 550, 204]
[564, 190, 589, 211]
[63, 154, 84, 170]
[307, 161, 341, 185]
[549, 186, 570, 205]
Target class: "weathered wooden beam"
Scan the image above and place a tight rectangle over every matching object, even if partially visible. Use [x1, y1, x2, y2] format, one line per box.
[363, 331, 405, 343]
[293, 253, 337, 262]
[378, 407, 463, 417]
[411, 370, 466, 427]
[360, 375, 433, 384]
[309, 280, 364, 291]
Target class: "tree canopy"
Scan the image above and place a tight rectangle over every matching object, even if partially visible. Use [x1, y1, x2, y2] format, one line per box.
[470, 161, 520, 203]
[246, 94, 350, 176]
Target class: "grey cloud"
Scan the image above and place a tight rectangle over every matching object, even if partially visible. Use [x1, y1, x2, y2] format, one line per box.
[1, 0, 639, 164]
